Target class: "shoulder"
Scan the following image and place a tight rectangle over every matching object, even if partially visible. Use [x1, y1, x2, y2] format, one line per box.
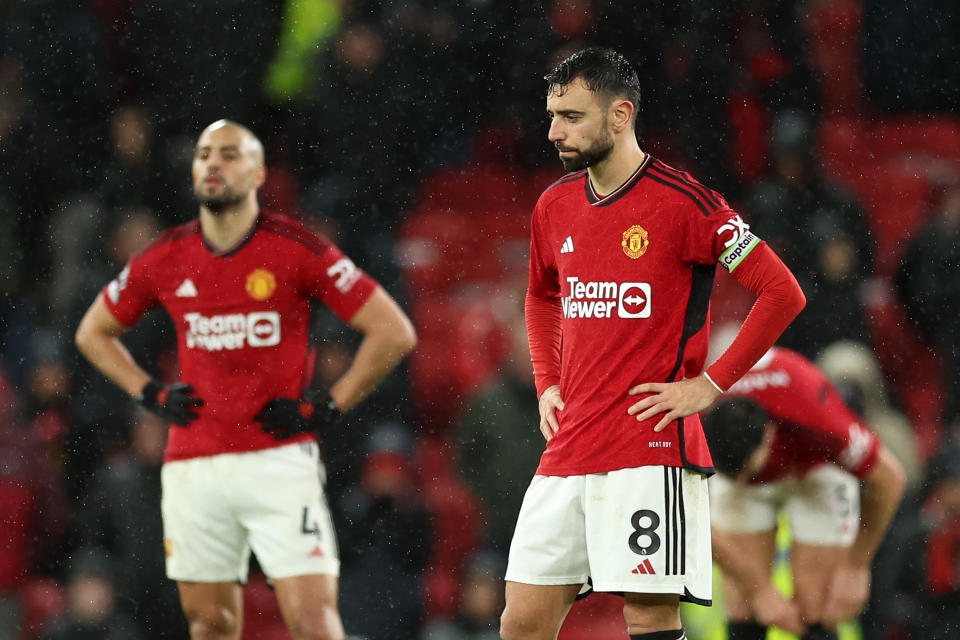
[135, 219, 200, 262]
[257, 210, 334, 257]
[535, 170, 588, 211]
[644, 158, 730, 217]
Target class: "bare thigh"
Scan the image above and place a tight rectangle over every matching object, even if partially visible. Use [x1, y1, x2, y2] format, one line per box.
[500, 581, 581, 640]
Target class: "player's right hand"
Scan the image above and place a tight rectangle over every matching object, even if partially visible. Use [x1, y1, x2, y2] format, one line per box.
[538, 385, 564, 442]
[750, 583, 805, 635]
[138, 380, 204, 426]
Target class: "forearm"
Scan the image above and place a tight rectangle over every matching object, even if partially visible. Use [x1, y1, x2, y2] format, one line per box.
[525, 290, 562, 397]
[75, 297, 150, 397]
[707, 243, 805, 390]
[848, 447, 906, 567]
[329, 330, 412, 412]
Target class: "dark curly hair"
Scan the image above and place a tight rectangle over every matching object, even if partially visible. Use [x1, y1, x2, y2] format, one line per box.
[701, 397, 770, 476]
[544, 47, 642, 122]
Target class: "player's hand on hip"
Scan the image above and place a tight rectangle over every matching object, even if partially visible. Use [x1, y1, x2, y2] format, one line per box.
[627, 374, 722, 432]
[256, 389, 341, 440]
[750, 583, 805, 635]
[138, 380, 204, 427]
[538, 385, 564, 442]
[821, 561, 870, 629]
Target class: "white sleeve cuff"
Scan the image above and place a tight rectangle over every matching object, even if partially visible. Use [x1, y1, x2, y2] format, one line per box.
[703, 371, 724, 394]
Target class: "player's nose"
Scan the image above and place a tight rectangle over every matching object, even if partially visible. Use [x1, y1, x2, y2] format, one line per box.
[547, 118, 564, 142]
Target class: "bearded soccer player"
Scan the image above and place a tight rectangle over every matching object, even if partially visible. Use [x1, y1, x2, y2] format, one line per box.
[704, 347, 905, 639]
[75, 120, 417, 640]
[500, 48, 806, 640]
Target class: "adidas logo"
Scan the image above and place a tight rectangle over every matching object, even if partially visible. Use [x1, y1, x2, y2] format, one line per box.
[560, 236, 575, 254]
[308, 545, 325, 558]
[631, 558, 656, 575]
[175, 279, 198, 297]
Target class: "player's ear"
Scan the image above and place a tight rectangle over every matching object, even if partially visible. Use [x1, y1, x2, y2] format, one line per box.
[610, 99, 634, 133]
[255, 165, 267, 189]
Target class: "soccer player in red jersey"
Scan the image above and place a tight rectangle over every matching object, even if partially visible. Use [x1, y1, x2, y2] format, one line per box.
[75, 120, 417, 640]
[703, 347, 906, 639]
[500, 48, 806, 640]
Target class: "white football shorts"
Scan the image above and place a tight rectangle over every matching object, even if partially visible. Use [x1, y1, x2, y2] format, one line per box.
[161, 440, 339, 582]
[709, 463, 859, 546]
[505, 466, 712, 605]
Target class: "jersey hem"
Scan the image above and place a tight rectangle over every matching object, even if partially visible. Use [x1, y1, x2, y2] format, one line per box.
[163, 432, 315, 463]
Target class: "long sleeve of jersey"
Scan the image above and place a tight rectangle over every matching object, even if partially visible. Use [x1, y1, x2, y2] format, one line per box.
[525, 290, 563, 398]
[705, 242, 806, 390]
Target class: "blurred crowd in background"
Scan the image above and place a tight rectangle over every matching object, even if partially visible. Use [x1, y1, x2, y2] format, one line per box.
[1, 0, 959, 639]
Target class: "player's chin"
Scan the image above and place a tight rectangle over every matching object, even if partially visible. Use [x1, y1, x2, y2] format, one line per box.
[559, 154, 587, 172]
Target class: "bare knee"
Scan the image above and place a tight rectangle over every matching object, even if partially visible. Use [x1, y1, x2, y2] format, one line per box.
[623, 593, 681, 635]
[500, 605, 547, 640]
[183, 603, 241, 640]
[285, 604, 344, 640]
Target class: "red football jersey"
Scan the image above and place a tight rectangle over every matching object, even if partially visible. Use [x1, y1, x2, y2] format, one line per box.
[102, 211, 377, 462]
[726, 347, 881, 482]
[528, 156, 765, 476]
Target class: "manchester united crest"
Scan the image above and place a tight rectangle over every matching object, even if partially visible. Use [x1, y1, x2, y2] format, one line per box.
[246, 268, 277, 301]
[621, 225, 650, 259]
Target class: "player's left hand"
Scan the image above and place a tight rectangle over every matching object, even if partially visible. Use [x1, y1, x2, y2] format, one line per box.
[627, 374, 722, 432]
[256, 390, 341, 440]
[821, 561, 870, 629]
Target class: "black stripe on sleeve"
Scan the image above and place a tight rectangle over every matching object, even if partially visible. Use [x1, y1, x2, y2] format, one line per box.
[644, 173, 711, 216]
[650, 161, 723, 210]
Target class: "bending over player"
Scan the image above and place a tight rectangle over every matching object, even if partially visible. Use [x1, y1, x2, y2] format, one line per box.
[703, 346, 906, 639]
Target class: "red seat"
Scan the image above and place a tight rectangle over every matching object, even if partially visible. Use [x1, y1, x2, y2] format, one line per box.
[18, 577, 65, 640]
[0, 480, 33, 593]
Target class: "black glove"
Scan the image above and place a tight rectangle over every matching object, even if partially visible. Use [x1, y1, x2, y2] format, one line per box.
[256, 390, 342, 440]
[138, 380, 204, 426]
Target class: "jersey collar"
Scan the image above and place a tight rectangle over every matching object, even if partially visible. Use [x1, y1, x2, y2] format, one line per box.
[585, 153, 652, 207]
[201, 211, 262, 258]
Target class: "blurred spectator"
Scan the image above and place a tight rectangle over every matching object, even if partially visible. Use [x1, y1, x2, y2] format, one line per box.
[421, 550, 505, 640]
[40, 547, 142, 640]
[78, 408, 187, 640]
[96, 105, 180, 222]
[455, 284, 543, 551]
[745, 108, 874, 358]
[296, 21, 420, 229]
[895, 182, 960, 424]
[338, 423, 432, 640]
[874, 435, 960, 638]
[817, 340, 922, 493]
[0, 364, 69, 635]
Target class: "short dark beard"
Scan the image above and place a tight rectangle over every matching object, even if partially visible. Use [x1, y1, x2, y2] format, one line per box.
[194, 188, 244, 215]
[558, 126, 614, 172]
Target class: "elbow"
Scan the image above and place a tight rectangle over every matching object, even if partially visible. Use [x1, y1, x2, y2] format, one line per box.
[395, 318, 418, 358]
[790, 283, 807, 317]
[74, 318, 93, 358]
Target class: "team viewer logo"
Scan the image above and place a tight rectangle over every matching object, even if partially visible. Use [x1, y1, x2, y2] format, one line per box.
[621, 225, 649, 259]
[562, 277, 651, 319]
[183, 311, 281, 350]
[246, 268, 277, 301]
